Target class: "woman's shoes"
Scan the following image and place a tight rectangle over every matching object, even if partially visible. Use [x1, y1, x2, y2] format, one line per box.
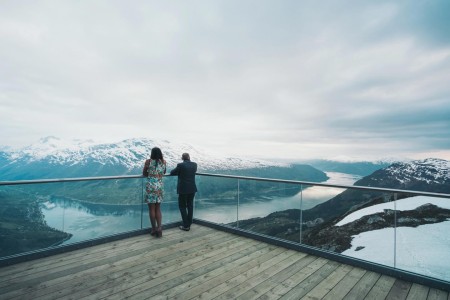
[151, 227, 162, 237]
[156, 227, 162, 238]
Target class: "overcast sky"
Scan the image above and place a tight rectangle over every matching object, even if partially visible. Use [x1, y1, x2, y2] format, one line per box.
[1, 0, 449, 161]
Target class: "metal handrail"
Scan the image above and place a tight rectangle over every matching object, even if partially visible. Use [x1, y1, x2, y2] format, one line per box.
[1, 172, 449, 199]
[0, 175, 143, 186]
[196, 172, 450, 199]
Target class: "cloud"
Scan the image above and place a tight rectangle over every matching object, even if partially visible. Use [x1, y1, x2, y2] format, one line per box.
[0, 0, 449, 161]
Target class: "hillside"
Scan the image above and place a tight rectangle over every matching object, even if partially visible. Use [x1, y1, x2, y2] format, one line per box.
[237, 158, 450, 252]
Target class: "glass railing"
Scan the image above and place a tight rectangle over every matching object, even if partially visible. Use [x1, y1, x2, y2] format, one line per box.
[1, 173, 449, 285]
[195, 173, 450, 284]
[0, 175, 180, 258]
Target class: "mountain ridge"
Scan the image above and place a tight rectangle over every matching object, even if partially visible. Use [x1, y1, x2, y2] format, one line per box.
[0, 136, 291, 180]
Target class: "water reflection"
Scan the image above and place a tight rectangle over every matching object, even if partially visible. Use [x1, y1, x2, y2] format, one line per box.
[42, 172, 360, 244]
[43, 198, 181, 244]
[197, 172, 361, 223]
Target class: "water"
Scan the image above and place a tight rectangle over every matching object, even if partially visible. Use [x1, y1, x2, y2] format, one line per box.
[42, 172, 360, 244]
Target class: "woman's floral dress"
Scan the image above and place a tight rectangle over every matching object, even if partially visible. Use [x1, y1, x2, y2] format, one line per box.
[145, 159, 166, 204]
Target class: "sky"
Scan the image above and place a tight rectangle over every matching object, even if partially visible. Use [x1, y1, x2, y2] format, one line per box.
[1, 0, 450, 161]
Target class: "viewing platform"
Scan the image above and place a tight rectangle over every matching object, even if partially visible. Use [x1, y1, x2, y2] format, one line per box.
[1, 172, 450, 299]
[1, 223, 448, 300]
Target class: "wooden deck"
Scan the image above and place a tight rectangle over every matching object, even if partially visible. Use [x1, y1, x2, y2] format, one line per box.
[0, 225, 448, 300]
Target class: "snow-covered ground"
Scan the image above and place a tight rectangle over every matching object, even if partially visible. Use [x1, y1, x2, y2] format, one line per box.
[336, 196, 450, 226]
[338, 196, 450, 281]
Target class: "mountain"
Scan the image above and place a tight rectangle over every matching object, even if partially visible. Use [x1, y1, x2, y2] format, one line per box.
[0, 136, 293, 180]
[236, 158, 450, 251]
[303, 158, 450, 223]
[0, 136, 329, 204]
[356, 158, 450, 193]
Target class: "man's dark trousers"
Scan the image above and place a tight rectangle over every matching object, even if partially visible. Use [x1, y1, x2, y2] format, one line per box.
[179, 193, 195, 228]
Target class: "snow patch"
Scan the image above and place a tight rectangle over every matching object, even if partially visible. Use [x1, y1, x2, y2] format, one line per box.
[336, 196, 450, 226]
[342, 222, 450, 281]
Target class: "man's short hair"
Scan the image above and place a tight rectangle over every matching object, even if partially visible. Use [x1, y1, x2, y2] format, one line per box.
[182, 153, 190, 160]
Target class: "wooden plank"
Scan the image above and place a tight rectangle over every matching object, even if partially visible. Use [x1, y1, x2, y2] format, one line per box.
[301, 264, 353, 300]
[344, 271, 381, 299]
[0, 236, 147, 282]
[0, 225, 444, 300]
[278, 260, 341, 300]
[256, 257, 329, 300]
[26, 233, 254, 300]
[0, 228, 223, 298]
[0, 228, 186, 279]
[1, 226, 230, 293]
[187, 249, 312, 300]
[405, 283, 429, 300]
[220, 250, 305, 300]
[104, 240, 273, 299]
[322, 267, 367, 300]
[386, 279, 411, 300]
[18, 235, 238, 299]
[196, 249, 297, 300]
[159, 244, 288, 299]
[63, 232, 260, 300]
[0, 225, 204, 285]
[427, 288, 448, 300]
[365, 274, 396, 300]
[220, 253, 312, 300]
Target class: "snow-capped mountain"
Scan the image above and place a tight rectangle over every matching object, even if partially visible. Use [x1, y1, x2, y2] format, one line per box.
[382, 158, 450, 184]
[0, 136, 288, 180]
[293, 158, 450, 228]
[356, 158, 450, 193]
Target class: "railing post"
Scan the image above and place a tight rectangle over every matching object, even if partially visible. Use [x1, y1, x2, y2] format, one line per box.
[237, 179, 240, 228]
[394, 192, 397, 268]
[141, 177, 144, 229]
[62, 183, 66, 234]
[299, 184, 303, 244]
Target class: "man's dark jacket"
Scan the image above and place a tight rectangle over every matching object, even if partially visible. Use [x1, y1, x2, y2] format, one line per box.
[170, 160, 198, 194]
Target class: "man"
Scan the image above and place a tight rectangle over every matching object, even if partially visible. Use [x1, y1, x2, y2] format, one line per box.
[170, 153, 197, 231]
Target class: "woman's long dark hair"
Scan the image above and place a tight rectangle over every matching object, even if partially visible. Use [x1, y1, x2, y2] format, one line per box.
[150, 147, 164, 166]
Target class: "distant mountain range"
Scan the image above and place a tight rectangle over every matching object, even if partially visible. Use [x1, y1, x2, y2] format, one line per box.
[0, 136, 291, 180]
[1, 136, 406, 181]
[0, 136, 332, 207]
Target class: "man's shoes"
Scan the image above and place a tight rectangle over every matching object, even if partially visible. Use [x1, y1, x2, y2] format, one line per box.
[179, 226, 190, 231]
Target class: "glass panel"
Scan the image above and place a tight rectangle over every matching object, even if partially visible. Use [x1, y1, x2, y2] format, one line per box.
[0, 184, 72, 258]
[394, 193, 450, 282]
[234, 180, 303, 240]
[0, 178, 146, 258]
[302, 188, 396, 268]
[43, 178, 146, 244]
[194, 176, 239, 225]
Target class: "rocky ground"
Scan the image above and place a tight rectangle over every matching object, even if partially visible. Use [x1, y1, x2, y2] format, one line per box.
[236, 203, 450, 253]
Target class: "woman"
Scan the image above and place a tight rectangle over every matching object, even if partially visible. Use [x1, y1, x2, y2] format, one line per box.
[142, 147, 166, 237]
